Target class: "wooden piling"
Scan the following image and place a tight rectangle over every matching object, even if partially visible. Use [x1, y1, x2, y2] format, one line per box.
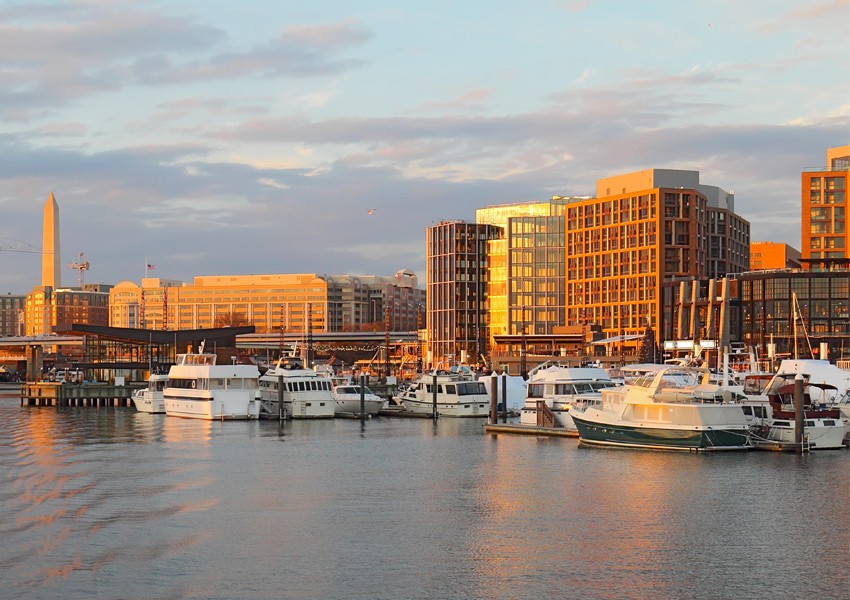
[432, 374, 438, 420]
[489, 373, 498, 424]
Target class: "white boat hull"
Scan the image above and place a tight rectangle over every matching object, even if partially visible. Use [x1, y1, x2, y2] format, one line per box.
[132, 391, 165, 414]
[401, 397, 488, 417]
[334, 397, 385, 416]
[164, 390, 260, 420]
[760, 419, 849, 450]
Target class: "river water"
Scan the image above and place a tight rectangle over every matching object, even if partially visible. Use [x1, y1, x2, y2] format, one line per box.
[1, 391, 848, 600]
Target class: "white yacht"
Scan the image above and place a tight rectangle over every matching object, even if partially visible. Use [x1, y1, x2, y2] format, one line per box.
[520, 365, 616, 431]
[570, 365, 752, 451]
[332, 383, 385, 416]
[132, 373, 168, 413]
[163, 347, 261, 420]
[258, 356, 335, 419]
[393, 367, 489, 417]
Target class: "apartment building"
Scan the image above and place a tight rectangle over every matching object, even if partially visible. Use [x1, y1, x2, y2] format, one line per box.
[566, 169, 749, 347]
[25, 285, 111, 335]
[802, 144, 849, 270]
[425, 220, 500, 365]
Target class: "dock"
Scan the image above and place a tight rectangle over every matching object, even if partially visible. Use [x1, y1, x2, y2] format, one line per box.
[20, 382, 142, 408]
[483, 422, 578, 437]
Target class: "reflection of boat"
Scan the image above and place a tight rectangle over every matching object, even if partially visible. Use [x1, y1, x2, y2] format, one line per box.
[520, 365, 616, 431]
[333, 383, 385, 416]
[258, 356, 335, 419]
[393, 366, 490, 417]
[571, 366, 751, 451]
[132, 373, 168, 413]
[163, 347, 261, 420]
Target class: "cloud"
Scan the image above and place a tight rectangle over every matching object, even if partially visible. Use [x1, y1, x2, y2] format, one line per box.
[0, 3, 371, 118]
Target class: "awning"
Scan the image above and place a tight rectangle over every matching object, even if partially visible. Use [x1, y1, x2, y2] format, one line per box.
[590, 334, 644, 345]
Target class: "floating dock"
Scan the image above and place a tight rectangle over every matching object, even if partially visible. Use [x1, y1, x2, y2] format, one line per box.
[483, 422, 577, 437]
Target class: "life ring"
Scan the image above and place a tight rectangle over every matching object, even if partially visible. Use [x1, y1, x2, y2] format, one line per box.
[191, 380, 196, 389]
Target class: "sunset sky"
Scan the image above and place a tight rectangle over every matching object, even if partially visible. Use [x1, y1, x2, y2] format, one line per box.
[0, 0, 847, 293]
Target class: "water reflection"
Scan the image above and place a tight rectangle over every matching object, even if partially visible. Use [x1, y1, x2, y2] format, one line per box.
[1, 394, 847, 600]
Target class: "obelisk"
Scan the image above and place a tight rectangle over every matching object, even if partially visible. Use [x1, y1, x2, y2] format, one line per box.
[42, 192, 60, 288]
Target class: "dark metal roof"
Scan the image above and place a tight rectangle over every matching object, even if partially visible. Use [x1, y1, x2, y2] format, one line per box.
[54, 324, 255, 345]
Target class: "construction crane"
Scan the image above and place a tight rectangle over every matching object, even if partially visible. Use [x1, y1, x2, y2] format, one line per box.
[66, 252, 90, 287]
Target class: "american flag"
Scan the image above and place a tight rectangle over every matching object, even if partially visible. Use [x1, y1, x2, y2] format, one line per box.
[147, 264, 155, 270]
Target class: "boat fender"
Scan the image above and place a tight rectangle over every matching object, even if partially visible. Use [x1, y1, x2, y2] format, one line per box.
[191, 380, 196, 389]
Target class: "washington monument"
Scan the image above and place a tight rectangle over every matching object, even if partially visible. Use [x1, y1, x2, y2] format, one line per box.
[42, 192, 60, 288]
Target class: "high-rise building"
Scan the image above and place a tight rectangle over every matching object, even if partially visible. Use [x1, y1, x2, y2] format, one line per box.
[425, 221, 500, 365]
[750, 242, 802, 270]
[566, 169, 749, 347]
[476, 198, 569, 339]
[801, 144, 849, 271]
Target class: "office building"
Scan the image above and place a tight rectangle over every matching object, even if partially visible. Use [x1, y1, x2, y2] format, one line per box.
[109, 272, 424, 334]
[663, 269, 849, 363]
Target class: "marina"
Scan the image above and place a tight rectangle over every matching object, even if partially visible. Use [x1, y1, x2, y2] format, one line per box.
[1, 389, 847, 600]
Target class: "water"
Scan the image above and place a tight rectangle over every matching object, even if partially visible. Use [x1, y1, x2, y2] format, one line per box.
[1, 391, 848, 600]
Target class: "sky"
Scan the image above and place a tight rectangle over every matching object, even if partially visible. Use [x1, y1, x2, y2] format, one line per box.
[0, 0, 848, 294]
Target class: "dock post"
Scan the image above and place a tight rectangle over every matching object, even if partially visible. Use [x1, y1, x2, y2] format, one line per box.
[432, 374, 438, 420]
[489, 373, 498, 424]
[278, 375, 284, 421]
[794, 373, 805, 452]
[360, 374, 366, 424]
[501, 373, 508, 423]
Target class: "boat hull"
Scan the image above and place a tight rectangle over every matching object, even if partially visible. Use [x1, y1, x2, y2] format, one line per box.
[164, 392, 260, 420]
[756, 420, 849, 450]
[132, 391, 165, 414]
[571, 414, 751, 451]
[334, 397, 385, 416]
[400, 397, 489, 417]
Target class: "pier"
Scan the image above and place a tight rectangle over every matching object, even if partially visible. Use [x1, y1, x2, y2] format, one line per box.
[20, 382, 142, 408]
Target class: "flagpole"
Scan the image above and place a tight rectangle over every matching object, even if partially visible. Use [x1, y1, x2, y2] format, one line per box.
[145, 257, 148, 279]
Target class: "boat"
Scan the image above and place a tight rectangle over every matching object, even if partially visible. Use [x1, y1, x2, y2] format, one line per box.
[519, 364, 616, 431]
[332, 382, 385, 416]
[163, 345, 261, 420]
[131, 373, 168, 413]
[751, 369, 849, 450]
[570, 365, 752, 451]
[258, 356, 335, 419]
[393, 365, 490, 417]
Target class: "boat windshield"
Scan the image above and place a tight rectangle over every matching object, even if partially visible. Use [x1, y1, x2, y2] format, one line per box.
[457, 381, 487, 396]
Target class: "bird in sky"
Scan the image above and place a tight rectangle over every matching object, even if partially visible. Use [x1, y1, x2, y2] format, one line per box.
[367, 208, 376, 215]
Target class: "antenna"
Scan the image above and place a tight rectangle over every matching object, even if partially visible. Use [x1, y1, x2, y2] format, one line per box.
[66, 251, 90, 287]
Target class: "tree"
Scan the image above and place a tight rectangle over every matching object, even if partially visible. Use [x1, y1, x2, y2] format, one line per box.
[214, 311, 251, 328]
[638, 320, 660, 363]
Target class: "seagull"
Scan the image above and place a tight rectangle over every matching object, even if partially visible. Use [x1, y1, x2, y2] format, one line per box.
[367, 208, 376, 215]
